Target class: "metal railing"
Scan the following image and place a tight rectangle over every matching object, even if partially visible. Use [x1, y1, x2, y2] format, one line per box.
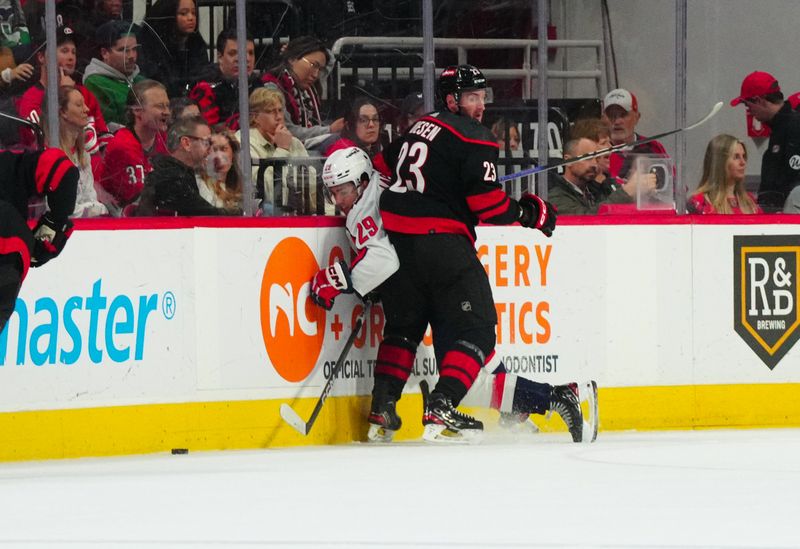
[329, 36, 606, 100]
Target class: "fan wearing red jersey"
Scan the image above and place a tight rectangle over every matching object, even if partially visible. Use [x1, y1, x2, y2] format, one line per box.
[0, 149, 79, 332]
[376, 65, 563, 443]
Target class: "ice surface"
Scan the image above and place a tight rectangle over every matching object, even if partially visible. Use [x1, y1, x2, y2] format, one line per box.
[1, 429, 798, 548]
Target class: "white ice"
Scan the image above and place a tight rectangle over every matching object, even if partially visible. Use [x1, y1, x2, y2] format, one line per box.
[1, 429, 798, 549]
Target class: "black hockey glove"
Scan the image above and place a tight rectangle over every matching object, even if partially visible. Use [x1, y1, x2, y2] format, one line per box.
[310, 261, 353, 310]
[518, 193, 557, 237]
[30, 213, 73, 268]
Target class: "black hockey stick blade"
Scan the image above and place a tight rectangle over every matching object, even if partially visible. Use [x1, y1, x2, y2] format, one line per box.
[279, 306, 366, 436]
[499, 101, 724, 183]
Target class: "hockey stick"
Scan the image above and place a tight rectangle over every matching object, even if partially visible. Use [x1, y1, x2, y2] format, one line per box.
[0, 111, 45, 150]
[280, 306, 367, 436]
[498, 101, 724, 183]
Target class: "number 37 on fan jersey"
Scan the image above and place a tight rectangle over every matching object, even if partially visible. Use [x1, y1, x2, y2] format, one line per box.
[390, 141, 497, 194]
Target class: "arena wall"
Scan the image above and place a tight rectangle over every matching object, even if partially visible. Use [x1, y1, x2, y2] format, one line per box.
[1, 215, 799, 461]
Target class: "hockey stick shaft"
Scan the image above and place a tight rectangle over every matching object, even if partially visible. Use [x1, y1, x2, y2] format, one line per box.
[498, 101, 723, 183]
[284, 306, 366, 435]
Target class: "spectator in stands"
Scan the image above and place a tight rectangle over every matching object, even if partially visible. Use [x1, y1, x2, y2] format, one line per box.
[0, 58, 32, 91]
[17, 26, 110, 156]
[170, 96, 199, 121]
[262, 35, 344, 148]
[22, 0, 94, 72]
[0, 0, 29, 72]
[602, 88, 668, 181]
[731, 71, 800, 212]
[198, 126, 242, 210]
[97, 79, 169, 215]
[0, 0, 32, 97]
[491, 117, 520, 152]
[139, 0, 208, 97]
[394, 91, 425, 137]
[688, 134, 760, 214]
[83, 20, 145, 127]
[188, 27, 259, 130]
[41, 85, 108, 217]
[75, 0, 123, 75]
[237, 87, 309, 215]
[569, 117, 623, 203]
[548, 137, 654, 214]
[138, 114, 240, 216]
[91, 0, 122, 26]
[324, 97, 390, 178]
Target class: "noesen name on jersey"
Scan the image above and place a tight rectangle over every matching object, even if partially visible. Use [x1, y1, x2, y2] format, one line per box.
[407, 120, 443, 142]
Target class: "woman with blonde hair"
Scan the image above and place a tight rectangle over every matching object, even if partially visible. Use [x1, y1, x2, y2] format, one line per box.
[236, 87, 312, 215]
[688, 134, 761, 214]
[42, 85, 108, 217]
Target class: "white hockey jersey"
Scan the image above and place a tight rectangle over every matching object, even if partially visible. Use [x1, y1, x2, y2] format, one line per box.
[345, 173, 400, 297]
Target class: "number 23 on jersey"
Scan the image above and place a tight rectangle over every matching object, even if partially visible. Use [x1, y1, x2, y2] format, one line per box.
[390, 142, 429, 193]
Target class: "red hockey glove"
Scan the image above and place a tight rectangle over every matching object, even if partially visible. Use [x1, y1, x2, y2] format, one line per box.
[310, 261, 353, 310]
[30, 213, 73, 268]
[518, 193, 557, 237]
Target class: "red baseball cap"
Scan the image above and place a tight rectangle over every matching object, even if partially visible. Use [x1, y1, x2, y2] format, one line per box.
[731, 71, 781, 106]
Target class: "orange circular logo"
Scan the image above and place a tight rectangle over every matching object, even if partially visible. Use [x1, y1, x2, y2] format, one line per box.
[260, 237, 326, 382]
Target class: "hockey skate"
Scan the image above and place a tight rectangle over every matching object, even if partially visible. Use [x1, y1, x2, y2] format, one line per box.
[421, 382, 483, 444]
[367, 394, 402, 443]
[548, 381, 599, 443]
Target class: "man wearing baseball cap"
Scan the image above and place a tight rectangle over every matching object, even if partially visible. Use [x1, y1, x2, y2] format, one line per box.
[602, 88, 668, 183]
[17, 26, 111, 154]
[731, 71, 800, 211]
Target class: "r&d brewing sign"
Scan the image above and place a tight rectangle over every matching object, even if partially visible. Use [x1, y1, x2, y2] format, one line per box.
[733, 235, 800, 369]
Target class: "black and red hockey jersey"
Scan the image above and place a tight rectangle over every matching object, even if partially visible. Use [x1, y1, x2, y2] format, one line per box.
[0, 149, 78, 278]
[380, 110, 522, 243]
[0, 149, 78, 223]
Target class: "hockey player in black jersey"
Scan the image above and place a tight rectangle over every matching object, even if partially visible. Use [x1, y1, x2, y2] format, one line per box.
[312, 147, 598, 444]
[377, 64, 563, 442]
[0, 149, 79, 333]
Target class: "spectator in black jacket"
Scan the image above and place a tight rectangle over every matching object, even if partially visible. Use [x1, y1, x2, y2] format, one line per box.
[187, 27, 259, 131]
[138, 114, 240, 216]
[139, 0, 208, 97]
[731, 71, 800, 212]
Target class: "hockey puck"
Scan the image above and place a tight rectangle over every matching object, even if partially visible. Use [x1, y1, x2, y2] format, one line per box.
[171, 448, 189, 455]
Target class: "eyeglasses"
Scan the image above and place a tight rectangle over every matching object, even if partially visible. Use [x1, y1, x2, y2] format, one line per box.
[357, 116, 380, 126]
[300, 56, 327, 76]
[183, 135, 211, 147]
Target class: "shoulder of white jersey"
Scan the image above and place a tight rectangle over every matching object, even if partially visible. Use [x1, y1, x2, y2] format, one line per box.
[416, 111, 498, 148]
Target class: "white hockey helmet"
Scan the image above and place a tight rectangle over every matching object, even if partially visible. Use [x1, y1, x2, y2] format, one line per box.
[322, 147, 373, 192]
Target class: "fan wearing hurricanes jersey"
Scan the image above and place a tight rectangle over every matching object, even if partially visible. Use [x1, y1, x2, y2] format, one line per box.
[0, 148, 79, 333]
[310, 146, 599, 444]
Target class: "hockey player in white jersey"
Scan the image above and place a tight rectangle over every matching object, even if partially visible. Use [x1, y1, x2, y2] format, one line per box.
[309, 147, 598, 443]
